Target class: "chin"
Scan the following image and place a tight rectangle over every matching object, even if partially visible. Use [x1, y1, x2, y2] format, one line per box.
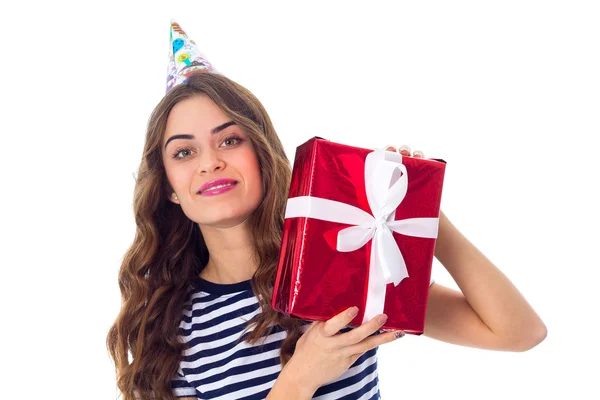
[208, 216, 252, 230]
[192, 195, 262, 228]
[199, 209, 255, 229]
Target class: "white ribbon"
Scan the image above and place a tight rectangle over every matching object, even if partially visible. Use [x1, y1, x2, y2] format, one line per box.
[284, 148, 440, 324]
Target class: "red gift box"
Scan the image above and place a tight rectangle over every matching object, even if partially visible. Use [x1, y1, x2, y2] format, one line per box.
[272, 137, 446, 334]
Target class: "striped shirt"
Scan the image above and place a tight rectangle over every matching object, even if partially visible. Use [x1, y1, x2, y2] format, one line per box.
[171, 276, 435, 399]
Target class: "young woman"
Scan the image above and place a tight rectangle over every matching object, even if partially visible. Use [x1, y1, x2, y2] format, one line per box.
[106, 72, 547, 400]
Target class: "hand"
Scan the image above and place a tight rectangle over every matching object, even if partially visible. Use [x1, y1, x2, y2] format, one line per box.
[385, 144, 425, 159]
[283, 307, 405, 395]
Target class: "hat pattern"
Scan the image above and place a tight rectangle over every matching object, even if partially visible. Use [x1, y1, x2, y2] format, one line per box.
[166, 20, 215, 93]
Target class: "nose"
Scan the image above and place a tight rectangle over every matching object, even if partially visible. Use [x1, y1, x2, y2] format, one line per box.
[197, 148, 225, 175]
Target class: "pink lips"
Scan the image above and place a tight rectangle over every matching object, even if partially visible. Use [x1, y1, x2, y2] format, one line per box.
[198, 179, 238, 196]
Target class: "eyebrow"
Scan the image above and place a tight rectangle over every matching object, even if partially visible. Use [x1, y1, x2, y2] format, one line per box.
[164, 120, 236, 149]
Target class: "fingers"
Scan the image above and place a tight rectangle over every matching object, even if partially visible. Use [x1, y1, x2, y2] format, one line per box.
[397, 145, 411, 156]
[337, 313, 388, 347]
[344, 330, 406, 357]
[385, 144, 425, 158]
[323, 306, 360, 337]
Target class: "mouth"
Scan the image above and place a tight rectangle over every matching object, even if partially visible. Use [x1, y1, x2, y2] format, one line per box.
[197, 181, 238, 195]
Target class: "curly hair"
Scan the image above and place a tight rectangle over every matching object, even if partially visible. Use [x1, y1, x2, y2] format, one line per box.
[106, 72, 304, 400]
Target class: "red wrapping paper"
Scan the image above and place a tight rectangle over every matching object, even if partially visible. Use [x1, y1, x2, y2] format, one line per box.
[272, 137, 446, 334]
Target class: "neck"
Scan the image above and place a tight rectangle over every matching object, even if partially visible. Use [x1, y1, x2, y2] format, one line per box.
[198, 217, 258, 284]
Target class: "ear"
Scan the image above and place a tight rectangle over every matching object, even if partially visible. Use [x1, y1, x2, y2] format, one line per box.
[168, 192, 180, 204]
[164, 182, 180, 204]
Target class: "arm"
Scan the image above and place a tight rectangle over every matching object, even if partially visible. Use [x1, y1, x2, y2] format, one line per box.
[266, 362, 316, 400]
[423, 210, 547, 352]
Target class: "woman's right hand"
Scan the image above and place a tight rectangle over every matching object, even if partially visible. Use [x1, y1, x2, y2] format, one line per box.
[283, 307, 405, 396]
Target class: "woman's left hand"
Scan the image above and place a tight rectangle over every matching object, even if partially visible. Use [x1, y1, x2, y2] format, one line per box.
[385, 144, 425, 159]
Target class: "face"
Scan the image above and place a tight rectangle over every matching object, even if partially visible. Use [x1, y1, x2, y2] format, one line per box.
[162, 94, 263, 229]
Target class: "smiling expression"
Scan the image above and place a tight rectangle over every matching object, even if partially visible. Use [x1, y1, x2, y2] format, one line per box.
[162, 94, 263, 229]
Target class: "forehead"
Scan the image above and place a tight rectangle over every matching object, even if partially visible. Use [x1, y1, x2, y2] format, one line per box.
[164, 95, 228, 137]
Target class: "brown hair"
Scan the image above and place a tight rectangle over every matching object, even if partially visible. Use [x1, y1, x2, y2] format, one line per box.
[106, 72, 304, 400]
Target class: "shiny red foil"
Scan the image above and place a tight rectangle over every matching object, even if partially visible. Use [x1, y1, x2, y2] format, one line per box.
[272, 137, 446, 334]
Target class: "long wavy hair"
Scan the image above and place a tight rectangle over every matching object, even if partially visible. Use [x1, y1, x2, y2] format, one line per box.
[106, 72, 304, 400]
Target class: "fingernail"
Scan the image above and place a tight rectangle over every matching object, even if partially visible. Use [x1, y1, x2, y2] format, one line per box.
[394, 331, 405, 339]
[348, 307, 359, 318]
[377, 314, 388, 325]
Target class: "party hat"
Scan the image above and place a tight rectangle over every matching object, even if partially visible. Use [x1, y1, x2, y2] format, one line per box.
[166, 19, 216, 93]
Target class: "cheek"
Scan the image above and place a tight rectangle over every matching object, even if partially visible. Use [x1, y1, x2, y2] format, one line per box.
[163, 163, 176, 184]
[238, 151, 263, 195]
[165, 163, 190, 191]
[238, 148, 259, 172]
[249, 154, 263, 184]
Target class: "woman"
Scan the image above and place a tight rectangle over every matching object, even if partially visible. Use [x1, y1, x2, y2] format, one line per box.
[106, 71, 546, 399]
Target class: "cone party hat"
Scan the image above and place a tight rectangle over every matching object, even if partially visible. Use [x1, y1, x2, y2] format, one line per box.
[166, 20, 216, 93]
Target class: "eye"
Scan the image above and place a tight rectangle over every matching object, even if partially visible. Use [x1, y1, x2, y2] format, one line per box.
[172, 147, 194, 160]
[220, 135, 242, 147]
[171, 135, 242, 160]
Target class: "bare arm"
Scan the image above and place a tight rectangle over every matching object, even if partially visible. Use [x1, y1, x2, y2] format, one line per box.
[266, 362, 315, 400]
[423, 210, 547, 352]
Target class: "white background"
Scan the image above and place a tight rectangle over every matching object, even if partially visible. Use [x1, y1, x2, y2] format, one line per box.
[1, 1, 598, 399]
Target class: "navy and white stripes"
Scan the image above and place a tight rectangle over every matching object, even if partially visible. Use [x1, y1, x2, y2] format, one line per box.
[171, 277, 383, 399]
[171, 276, 434, 399]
